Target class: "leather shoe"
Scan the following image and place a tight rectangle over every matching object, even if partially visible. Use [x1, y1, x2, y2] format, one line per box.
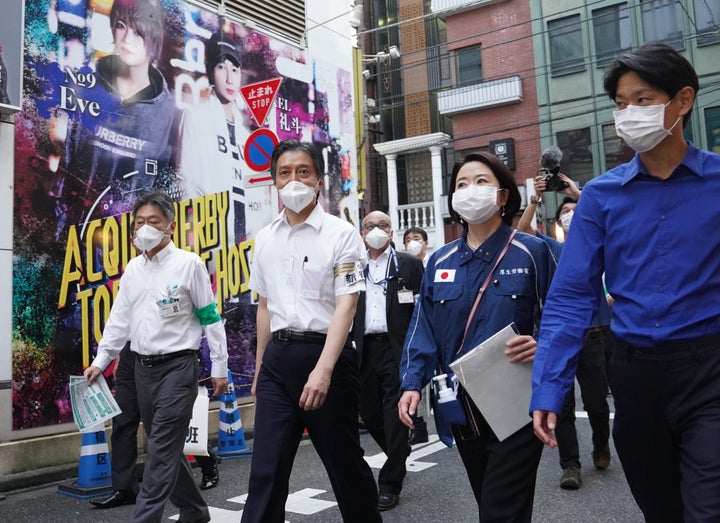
[592, 443, 611, 470]
[90, 489, 137, 509]
[377, 491, 399, 511]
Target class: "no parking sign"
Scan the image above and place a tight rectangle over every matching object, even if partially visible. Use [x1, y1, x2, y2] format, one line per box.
[244, 128, 278, 175]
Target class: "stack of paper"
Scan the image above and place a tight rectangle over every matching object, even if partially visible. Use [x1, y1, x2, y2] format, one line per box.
[449, 323, 533, 441]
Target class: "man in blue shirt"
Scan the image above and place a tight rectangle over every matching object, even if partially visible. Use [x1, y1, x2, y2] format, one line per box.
[520, 184, 612, 492]
[531, 42, 720, 522]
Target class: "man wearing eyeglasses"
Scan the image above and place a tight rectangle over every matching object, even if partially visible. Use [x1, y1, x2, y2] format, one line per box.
[352, 211, 424, 511]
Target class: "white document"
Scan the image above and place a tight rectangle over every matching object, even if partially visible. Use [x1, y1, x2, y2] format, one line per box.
[449, 323, 533, 441]
[69, 374, 122, 432]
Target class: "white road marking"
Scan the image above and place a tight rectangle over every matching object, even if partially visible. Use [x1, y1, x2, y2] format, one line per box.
[170, 435, 451, 521]
[575, 411, 615, 419]
[365, 434, 447, 472]
[229, 488, 337, 515]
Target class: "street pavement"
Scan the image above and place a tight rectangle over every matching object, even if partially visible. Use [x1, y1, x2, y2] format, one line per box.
[1, 394, 644, 522]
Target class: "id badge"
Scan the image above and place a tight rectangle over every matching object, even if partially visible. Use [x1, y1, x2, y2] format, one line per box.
[157, 299, 180, 318]
[397, 289, 414, 304]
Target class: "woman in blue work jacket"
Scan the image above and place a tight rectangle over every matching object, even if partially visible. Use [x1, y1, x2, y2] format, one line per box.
[398, 152, 555, 522]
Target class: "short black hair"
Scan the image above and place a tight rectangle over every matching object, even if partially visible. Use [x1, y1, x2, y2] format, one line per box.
[270, 140, 325, 181]
[603, 41, 699, 128]
[133, 190, 175, 221]
[447, 152, 521, 229]
[554, 196, 577, 222]
[403, 227, 428, 244]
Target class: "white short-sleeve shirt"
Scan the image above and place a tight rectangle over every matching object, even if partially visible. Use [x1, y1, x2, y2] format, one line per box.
[249, 204, 366, 333]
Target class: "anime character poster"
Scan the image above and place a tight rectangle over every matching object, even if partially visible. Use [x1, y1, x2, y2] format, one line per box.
[13, 0, 358, 430]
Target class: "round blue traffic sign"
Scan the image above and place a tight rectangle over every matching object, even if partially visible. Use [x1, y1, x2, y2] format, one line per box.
[244, 128, 279, 172]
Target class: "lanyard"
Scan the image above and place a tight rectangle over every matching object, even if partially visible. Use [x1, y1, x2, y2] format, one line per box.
[364, 247, 399, 292]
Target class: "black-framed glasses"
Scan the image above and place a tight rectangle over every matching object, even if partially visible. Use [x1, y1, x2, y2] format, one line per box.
[362, 222, 391, 232]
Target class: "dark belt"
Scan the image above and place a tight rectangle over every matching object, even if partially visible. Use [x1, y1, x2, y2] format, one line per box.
[137, 349, 197, 368]
[364, 332, 389, 342]
[618, 333, 720, 361]
[586, 325, 611, 335]
[272, 329, 327, 344]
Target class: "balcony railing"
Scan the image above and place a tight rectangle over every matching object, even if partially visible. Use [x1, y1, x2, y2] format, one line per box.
[437, 76, 523, 115]
[431, 0, 508, 16]
[396, 202, 435, 234]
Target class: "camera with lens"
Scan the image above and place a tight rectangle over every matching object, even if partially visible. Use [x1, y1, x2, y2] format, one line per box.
[539, 166, 569, 192]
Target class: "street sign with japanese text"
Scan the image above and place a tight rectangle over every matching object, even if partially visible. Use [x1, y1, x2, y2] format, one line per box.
[240, 77, 282, 126]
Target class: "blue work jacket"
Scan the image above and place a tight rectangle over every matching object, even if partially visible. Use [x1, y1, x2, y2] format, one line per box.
[400, 224, 555, 392]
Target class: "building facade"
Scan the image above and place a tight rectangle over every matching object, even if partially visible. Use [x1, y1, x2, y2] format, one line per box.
[531, 0, 720, 228]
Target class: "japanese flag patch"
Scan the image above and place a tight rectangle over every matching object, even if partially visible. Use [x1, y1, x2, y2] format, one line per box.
[434, 269, 456, 282]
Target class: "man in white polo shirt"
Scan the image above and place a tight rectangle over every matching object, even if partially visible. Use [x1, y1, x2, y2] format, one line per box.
[242, 140, 381, 523]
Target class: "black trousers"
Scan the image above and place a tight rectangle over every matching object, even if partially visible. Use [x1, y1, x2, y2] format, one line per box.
[241, 339, 381, 523]
[111, 345, 141, 491]
[609, 336, 720, 523]
[359, 334, 408, 494]
[452, 397, 543, 523]
[556, 327, 611, 469]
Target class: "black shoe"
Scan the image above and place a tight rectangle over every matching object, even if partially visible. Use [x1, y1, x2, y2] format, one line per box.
[378, 491, 399, 511]
[592, 443, 611, 470]
[199, 458, 219, 490]
[90, 489, 137, 509]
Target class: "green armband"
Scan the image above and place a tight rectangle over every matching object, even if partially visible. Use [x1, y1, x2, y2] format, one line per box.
[195, 302, 222, 325]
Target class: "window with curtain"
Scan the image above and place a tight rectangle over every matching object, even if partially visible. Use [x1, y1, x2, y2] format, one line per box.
[592, 3, 632, 66]
[456, 44, 483, 87]
[641, 0, 684, 49]
[548, 15, 585, 76]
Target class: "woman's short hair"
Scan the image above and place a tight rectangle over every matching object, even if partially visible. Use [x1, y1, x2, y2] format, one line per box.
[447, 152, 521, 228]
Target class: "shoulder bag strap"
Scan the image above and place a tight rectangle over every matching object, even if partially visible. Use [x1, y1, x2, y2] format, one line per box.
[455, 229, 517, 356]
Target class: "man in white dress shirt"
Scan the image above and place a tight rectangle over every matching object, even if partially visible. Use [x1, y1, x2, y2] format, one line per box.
[241, 140, 381, 523]
[84, 190, 228, 523]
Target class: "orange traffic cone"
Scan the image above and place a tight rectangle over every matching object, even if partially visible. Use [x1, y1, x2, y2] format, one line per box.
[216, 370, 252, 458]
[57, 423, 113, 498]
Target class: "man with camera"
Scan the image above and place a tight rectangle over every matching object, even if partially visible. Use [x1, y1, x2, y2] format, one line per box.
[519, 169, 612, 491]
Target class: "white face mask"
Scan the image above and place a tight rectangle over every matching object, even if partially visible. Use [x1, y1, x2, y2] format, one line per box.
[279, 180, 318, 214]
[365, 227, 391, 250]
[133, 224, 170, 252]
[406, 239, 423, 257]
[560, 210, 574, 233]
[452, 185, 499, 224]
[612, 101, 681, 153]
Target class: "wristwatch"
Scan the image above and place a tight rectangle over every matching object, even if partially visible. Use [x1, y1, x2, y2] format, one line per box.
[530, 196, 541, 205]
